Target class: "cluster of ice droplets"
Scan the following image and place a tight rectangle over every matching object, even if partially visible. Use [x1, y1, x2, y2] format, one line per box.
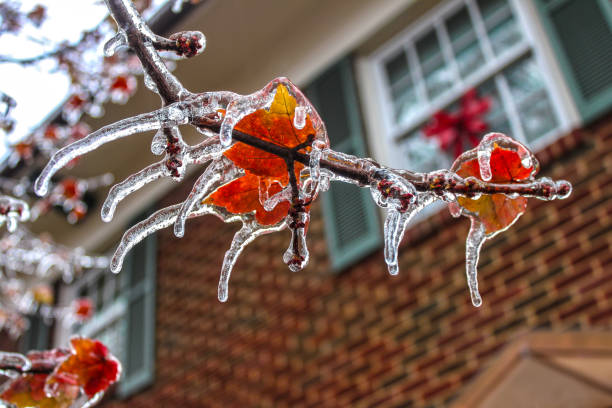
[0, 195, 30, 233]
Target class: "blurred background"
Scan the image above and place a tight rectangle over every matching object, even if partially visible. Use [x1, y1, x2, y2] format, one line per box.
[2, 0, 611, 407]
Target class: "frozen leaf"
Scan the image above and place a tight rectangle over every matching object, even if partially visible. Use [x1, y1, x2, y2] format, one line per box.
[205, 172, 291, 226]
[46, 338, 121, 399]
[452, 134, 537, 235]
[206, 83, 324, 226]
[0, 373, 74, 408]
[223, 83, 315, 177]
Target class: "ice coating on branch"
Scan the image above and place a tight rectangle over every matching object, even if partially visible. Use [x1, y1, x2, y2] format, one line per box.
[218, 221, 285, 302]
[309, 140, 327, 184]
[0, 352, 32, 371]
[174, 158, 239, 237]
[534, 177, 573, 201]
[263, 187, 292, 211]
[465, 219, 485, 307]
[103, 31, 127, 57]
[102, 138, 224, 222]
[34, 109, 175, 196]
[219, 77, 328, 147]
[0, 195, 30, 232]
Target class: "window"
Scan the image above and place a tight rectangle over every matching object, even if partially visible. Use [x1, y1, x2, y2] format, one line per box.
[70, 224, 156, 397]
[370, 0, 570, 173]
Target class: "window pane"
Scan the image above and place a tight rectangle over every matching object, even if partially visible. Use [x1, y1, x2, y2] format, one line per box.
[478, 0, 522, 54]
[400, 130, 451, 173]
[478, 79, 512, 136]
[392, 81, 419, 125]
[416, 30, 452, 99]
[504, 57, 558, 142]
[447, 7, 484, 78]
[127, 296, 146, 376]
[385, 51, 410, 86]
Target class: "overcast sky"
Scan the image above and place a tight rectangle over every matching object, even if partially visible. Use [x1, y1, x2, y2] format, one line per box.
[0, 0, 168, 161]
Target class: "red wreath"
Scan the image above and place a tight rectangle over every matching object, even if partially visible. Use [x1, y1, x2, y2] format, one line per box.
[423, 88, 491, 158]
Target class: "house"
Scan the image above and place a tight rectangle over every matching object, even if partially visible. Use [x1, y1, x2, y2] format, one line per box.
[21, 0, 612, 406]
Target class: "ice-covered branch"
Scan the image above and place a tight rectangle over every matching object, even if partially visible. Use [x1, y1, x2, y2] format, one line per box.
[31, 0, 573, 309]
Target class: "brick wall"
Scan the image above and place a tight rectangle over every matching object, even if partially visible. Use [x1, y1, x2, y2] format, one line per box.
[105, 116, 611, 408]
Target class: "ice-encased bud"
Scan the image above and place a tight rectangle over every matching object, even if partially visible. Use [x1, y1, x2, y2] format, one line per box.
[103, 31, 128, 57]
[151, 128, 166, 155]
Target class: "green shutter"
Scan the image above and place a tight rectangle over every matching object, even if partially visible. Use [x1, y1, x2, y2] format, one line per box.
[118, 219, 156, 397]
[306, 58, 381, 272]
[535, 0, 612, 122]
[20, 315, 50, 352]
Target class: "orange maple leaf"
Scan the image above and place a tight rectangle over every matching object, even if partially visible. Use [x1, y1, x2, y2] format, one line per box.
[206, 84, 315, 225]
[48, 337, 120, 398]
[455, 145, 536, 235]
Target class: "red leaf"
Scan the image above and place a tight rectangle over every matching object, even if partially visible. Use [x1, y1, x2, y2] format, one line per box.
[48, 337, 120, 398]
[453, 138, 537, 235]
[206, 172, 290, 225]
[206, 83, 319, 224]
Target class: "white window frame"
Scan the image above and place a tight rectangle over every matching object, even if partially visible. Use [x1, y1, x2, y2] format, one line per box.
[360, 0, 580, 170]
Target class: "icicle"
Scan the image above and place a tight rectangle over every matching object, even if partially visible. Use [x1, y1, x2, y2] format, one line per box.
[151, 128, 167, 155]
[34, 109, 169, 196]
[103, 138, 224, 222]
[174, 159, 239, 237]
[103, 31, 127, 57]
[293, 106, 307, 129]
[283, 212, 310, 272]
[217, 222, 283, 302]
[383, 209, 404, 276]
[476, 133, 497, 181]
[309, 140, 326, 184]
[382, 192, 436, 276]
[102, 162, 171, 222]
[111, 206, 182, 273]
[219, 95, 263, 147]
[465, 218, 486, 307]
